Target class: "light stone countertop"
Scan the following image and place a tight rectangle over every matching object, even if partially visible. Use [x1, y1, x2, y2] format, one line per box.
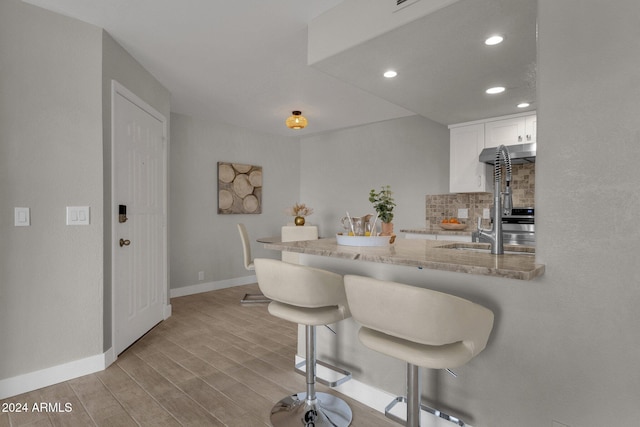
[401, 227, 472, 236]
[263, 237, 544, 281]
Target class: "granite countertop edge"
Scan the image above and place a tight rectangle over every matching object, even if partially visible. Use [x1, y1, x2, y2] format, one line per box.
[263, 237, 544, 281]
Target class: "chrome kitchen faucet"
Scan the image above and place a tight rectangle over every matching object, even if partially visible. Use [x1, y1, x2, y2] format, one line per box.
[473, 145, 513, 254]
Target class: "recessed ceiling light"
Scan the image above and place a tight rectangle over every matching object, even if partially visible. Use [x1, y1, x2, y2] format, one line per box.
[486, 86, 505, 94]
[517, 102, 530, 108]
[485, 35, 504, 46]
[383, 70, 398, 78]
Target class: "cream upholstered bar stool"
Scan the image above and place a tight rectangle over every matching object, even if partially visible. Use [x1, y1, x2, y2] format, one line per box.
[237, 223, 270, 304]
[344, 275, 494, 427]
[254, 258, 353, 427]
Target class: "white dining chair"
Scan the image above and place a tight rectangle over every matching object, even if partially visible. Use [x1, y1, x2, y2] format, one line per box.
[237, 223, 270, 304]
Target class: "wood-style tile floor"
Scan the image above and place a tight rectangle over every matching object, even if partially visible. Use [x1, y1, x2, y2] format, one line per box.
[1, 284, 396, 426]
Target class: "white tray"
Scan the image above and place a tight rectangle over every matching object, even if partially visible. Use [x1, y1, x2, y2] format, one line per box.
[336, 233, 395, 246]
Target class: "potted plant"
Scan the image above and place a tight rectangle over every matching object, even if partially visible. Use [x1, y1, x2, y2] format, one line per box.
[369, 185, 396, 236]
[286, 203, 314, 226]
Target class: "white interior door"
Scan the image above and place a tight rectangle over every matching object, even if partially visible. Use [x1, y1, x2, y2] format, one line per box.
[112, 81, 168, 356]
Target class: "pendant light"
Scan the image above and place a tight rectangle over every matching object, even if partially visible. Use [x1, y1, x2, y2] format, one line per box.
[285, 111, 308, 130]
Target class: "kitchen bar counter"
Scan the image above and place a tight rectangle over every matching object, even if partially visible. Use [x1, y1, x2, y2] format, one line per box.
[263, 237, 544, 280]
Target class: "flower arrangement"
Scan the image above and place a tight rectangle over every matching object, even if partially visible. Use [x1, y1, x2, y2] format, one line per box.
[286, 203, 314, 226]
[286, 203, 314, 217]
[369, 185, 395, 224]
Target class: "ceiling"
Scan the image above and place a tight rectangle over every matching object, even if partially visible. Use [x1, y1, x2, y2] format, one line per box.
[22, 0, 536, 137]
[313, 0, 537, 125]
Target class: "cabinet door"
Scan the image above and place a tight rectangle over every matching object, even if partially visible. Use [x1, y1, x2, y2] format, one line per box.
[450, 124, 488, 193]
[485, 117, 527, 147]
[525, 115, 537, 143]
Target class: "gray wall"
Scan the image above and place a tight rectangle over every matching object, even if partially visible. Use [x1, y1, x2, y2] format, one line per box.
[0, 0, 103, 378]
[0, 0, 170, 383]
[534, 0, 640, 425]
[169, 113, 301, 290]
[300, 115, 450, 235]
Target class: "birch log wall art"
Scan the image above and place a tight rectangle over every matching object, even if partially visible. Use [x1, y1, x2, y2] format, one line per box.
[217, 162, 263, 214]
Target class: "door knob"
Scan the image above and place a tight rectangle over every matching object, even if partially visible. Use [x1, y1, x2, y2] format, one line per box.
[119, 238, 131, 247]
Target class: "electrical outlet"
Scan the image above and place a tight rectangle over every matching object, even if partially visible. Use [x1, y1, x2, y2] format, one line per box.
[457, 208, 468, 219]
[483, 208, 491, 219]
[198, 271, 204, 281]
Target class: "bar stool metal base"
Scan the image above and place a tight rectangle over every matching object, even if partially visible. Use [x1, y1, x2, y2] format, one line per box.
[385, 396, 465, 427]
[270, 392, 352, 427]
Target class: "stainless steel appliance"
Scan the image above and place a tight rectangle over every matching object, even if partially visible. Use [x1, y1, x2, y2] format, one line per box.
[479, 142, 536, 164]
[501, 207, 535, 246]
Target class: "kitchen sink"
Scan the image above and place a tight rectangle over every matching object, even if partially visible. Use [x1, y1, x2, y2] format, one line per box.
[437, 242, 535, 255]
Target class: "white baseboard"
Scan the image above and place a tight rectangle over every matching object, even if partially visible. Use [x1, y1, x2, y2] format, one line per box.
[170, 275, 257, 298]
[104, 347, 116, 368]
[0, 350, 112, 400]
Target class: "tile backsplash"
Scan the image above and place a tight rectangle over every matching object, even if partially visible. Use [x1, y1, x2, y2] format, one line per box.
[426, 163, 535, 228]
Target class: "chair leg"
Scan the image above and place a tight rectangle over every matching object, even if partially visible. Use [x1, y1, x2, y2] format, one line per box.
[294, 358, 352, 387]
[294, 325, 352, 387]
[269, 325, 353, 427]
[384, 364, 466, 427]
[305, 324, 317, 401]
[407, 363, 421, 427]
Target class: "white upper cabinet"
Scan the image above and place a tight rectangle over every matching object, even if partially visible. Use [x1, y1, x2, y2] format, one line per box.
[450, 123, 490, 193]
[525, 115, 537, 143]
[449, 112, 536, 193]
[485, 113, 537, 147]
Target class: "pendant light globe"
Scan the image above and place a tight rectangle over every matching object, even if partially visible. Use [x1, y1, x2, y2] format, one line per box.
[285, 111, 308, 130]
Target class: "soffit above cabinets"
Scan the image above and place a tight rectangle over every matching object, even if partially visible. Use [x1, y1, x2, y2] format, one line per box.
[309, 0, 537, 126]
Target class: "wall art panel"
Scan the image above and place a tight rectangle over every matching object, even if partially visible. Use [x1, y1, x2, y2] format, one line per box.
[218, 162, 262, 214]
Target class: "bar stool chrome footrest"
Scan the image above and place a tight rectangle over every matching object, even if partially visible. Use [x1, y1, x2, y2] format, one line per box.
[271, 392, 352, 427]
[294, 359, 352, 387]
[240, 292, 271, 304]
[385, 396, 465, 426]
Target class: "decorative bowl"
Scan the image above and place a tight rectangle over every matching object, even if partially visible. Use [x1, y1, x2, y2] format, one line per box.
[439, 223, 468, 230]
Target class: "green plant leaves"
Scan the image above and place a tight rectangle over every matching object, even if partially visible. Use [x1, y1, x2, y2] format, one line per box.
[369, 185, 395, 223]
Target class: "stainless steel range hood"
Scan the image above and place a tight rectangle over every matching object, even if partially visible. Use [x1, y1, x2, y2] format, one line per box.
[479, 143, 536, 164]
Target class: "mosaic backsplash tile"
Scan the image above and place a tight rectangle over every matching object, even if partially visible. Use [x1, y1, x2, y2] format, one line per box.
[426, 163, 535, 228]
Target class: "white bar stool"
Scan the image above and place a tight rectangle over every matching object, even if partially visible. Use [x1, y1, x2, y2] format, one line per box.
[254, 258, 353, 427]
[344, 275, 494, 427]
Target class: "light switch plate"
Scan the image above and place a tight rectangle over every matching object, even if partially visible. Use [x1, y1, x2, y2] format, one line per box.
[66, 206, 90, 225]
[15, 207, 30, 226]
[457, 208, 468, 219]
[483, 208, 491, 219]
